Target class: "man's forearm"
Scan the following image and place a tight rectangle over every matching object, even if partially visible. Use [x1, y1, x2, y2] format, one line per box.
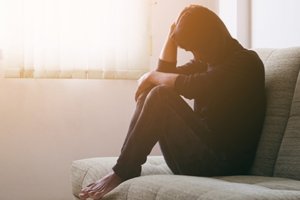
[159, 37, 178, 63]
[135, 71, 179, 101]
[148, 71, 179, 88]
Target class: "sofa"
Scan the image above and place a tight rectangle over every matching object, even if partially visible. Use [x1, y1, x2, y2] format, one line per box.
[71, 47, 300, 200]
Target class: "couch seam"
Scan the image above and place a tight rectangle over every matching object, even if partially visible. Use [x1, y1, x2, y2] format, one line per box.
[264, 49, 275, 64]
[252, 49, 276, 175]
[125, 180, 132, 200]
[153, 185, 162, 200]
[257, 48, 289, 176]
[74, 165, 93, 198]
[265, 49, 278, 177]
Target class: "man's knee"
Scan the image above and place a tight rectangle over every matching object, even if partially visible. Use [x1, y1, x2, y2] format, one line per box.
[147, 85, 176, 101]
[136, 86, 172, 103]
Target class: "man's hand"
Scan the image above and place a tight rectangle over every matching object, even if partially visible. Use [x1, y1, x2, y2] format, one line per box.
[135, 72, 154, 101]
[135, 71, 179, 101]
[176, 4, 198, 23]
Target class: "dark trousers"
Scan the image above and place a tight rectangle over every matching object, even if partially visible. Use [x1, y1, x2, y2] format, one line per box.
[113, 85, 234, 181]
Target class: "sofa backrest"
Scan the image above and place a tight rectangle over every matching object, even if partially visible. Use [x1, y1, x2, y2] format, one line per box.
[251, 47, 300, 180]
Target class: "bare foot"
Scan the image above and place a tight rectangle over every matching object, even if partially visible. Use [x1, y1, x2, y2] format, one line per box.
[79, 172, 122, 200]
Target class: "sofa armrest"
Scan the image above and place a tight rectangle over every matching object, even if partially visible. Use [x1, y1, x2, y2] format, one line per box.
[71, 156, 171, 198]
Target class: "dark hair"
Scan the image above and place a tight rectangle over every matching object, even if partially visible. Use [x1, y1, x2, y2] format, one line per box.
[172, 5, 232, 63]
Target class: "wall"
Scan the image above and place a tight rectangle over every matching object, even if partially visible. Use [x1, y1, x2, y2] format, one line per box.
[218, 0, 300, 49]
[0, 79, 138, 200]
[252, 0, 300, 48]
[0, 1, 218, 200]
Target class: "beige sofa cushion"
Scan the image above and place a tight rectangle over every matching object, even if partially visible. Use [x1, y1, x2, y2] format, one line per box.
[102, 175, 300, 200]
[71, 156, 300, 200]
[251, 47, 300, 178]
[273, 62, 300, 179]
[71, 156, 171, 198]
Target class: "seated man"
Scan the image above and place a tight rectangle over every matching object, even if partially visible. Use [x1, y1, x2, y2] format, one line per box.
[79, 5, 265, 200]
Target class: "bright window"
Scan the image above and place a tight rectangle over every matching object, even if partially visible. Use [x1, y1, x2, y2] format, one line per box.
[218, 0, 251, 48]
[0, 0, 150, 79]
[218, 0, 237, 38]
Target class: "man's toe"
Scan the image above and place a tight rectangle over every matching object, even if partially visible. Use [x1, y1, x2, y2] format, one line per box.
[78, 191, 89, 199]
[92, 191, 104, 200]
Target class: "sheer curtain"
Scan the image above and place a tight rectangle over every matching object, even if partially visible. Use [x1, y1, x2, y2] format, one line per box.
[0, 0, 150, 79]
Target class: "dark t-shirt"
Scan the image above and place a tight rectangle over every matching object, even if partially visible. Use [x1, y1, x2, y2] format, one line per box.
[157, 44, 265, 164]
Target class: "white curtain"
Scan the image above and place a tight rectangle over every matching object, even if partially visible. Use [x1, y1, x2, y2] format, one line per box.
[0, 0, 150, 79]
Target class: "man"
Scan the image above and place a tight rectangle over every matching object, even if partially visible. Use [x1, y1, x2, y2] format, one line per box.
[79, 5, 265, 200]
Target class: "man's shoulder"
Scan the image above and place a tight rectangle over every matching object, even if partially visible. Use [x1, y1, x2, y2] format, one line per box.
[224, 49, 264, 73]
[233, 49, 263, 66]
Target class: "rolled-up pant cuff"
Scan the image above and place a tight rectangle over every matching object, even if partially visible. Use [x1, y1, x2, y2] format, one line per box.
[112, 163, 141, 181]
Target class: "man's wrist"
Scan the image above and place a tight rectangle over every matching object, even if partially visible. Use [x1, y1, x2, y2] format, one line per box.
[159, 39, 177, 63]
[157, 59, 176, 73]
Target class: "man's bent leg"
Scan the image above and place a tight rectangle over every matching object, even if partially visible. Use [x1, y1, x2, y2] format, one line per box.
[112, 85, 208, 180]
[79, 85, 206, 199]
[79, 91, 153, 200]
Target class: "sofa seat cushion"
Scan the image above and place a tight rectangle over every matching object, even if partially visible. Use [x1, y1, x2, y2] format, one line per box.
[71, 156, 172, 198]
[71, 156, 300, 200]
[218, 175, 300, 191]
[87, 175, 300, 200]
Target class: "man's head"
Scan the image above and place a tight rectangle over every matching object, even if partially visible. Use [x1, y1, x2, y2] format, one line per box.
[171, 5, 232, 64]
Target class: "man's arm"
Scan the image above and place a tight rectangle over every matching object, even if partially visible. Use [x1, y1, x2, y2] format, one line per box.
[159, 24, 177, 63]
[156, 23, 178, 72]
[134, 23, 179, 101]
[157, 23, 207, 75]
[135, 71, 178, 101]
